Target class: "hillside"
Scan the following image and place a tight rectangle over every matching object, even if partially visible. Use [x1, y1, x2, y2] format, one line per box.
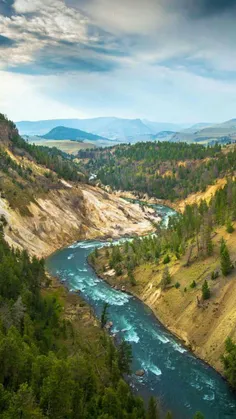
[0, 200, 155, 419]
[76, 141, 235, 201]
[41, 125, 108, 142]
[0, 114, 158, 257]
[163, 119, 236, 144]
[91, 180, 236, 374]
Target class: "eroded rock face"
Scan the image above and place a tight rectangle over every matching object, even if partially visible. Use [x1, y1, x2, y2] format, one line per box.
[0, 121, 18, 146]
[0, 119, 159, 257]
[1, 183, 157, 258]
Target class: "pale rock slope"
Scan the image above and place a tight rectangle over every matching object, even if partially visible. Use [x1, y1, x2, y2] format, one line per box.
[1, 183, 157, 257]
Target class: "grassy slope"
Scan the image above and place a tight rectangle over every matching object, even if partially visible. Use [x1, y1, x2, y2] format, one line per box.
[176, 177, 227, 212]
[92, 223, 236, 373]
[31, 139, 95, 155]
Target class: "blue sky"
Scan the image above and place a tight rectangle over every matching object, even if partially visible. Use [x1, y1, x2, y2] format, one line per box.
[0, 0, 236, 122]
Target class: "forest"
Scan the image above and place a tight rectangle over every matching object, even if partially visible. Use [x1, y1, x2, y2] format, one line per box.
[0, 216, 205, 419]
[0, 218, 150, 419]
[93, 179, 236, 290]
[77, 142, 236, 200]
[91, 179, 236, 387]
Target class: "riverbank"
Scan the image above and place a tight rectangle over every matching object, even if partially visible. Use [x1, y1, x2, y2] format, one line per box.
[90, 222, 236, 376]
[46, 234, 236, 419]
[111, 177, 227, 213]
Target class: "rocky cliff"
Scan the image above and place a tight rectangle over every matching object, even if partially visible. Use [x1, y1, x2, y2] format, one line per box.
[0, 117, 157, 257]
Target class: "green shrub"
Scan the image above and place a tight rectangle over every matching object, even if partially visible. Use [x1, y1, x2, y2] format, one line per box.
[190, 280, 196, 288]
[163, 254, 170, 264]
[211, 271, 219, 280]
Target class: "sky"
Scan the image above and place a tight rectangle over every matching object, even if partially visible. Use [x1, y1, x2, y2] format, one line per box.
[0, 0, 236, 123]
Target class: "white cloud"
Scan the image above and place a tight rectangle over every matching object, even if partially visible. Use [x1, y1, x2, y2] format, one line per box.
[79, 0, 167, 35]
[1, 0, 236, 121]
[14, 0, 54, 13]
[0, 0, 97, 69]
[0, 71, 87, 120]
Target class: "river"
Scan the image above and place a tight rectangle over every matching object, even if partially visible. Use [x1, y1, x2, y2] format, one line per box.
[46, 204, 236, 419]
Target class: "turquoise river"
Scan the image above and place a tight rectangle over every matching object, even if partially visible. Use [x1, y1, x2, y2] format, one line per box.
[46, 204, 236, 419]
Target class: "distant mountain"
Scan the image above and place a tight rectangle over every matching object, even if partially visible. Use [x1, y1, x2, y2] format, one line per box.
[142, 120, 187, 132]
[41, 126, 107, 142]
[16, 117, 149, 138]
[16, 117, 183, 142]
[183, 123, 213, 134]
[197, 119, 236, 136]
[151, 131, 176, 141]
[16, 116, 236, 146]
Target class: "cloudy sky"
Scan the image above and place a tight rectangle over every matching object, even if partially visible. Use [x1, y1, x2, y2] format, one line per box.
[0, 0, 236, 122]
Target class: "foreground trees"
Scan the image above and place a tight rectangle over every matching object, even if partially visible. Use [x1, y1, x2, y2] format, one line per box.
[0, 224, 145, 419]
[220, 239, 233, 276]
[202, 281, 210, 300]
[222, 338, 236, 389]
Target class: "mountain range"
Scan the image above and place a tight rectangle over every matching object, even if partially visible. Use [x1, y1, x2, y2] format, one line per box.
[16, 117, 236, 146]
[16, 117, 185, 140]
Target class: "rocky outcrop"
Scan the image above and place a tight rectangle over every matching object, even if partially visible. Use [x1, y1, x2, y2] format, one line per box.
[0, 118, 159, 257]
[1, 182, 158, 257]
[0, 120, 18, 146]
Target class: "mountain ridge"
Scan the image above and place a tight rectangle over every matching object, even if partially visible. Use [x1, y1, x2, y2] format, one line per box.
[41, 125, 109, 142]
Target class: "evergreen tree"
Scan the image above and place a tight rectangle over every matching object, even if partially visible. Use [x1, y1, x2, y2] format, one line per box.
[221, 337, 236, 389]
[128, 271, 136, 286]
[161, 267, 171, 290]
[226, 219, 234, 234]
[147, 396, 159, 419]
[204, 225, 213, 256]
[202, 280, 210, 300]
[117, 340, 132, 375]
[220, 238, 233, 276]
[101, 303, 109, 329]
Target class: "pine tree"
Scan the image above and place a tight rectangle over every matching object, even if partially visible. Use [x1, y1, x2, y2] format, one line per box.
[222, 337, 236, 389]
[202, 280, 210, 300]
[117, 340, 132, 375]
[161, 267, 171, 290]
[220, 238, 233, 276]
[128, 271, 136, 286]
[101, 302, 109, 329]
[226, 219, 234, 234]
[147, 396, 159, 419]
[205, 227, 213, 256]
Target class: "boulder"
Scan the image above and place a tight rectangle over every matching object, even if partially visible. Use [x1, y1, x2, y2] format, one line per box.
[135, 369, 145, 377]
